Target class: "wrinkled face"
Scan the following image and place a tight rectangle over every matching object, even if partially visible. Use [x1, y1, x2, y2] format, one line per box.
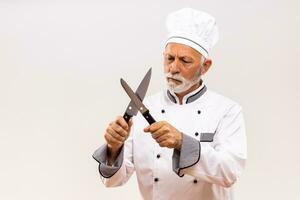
[163, 43, 204, 93]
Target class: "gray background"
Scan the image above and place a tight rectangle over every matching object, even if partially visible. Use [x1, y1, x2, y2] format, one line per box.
[0, 0, 299, 199]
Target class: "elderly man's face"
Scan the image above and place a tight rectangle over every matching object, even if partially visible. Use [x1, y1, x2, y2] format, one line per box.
[163, 43, 210, 94]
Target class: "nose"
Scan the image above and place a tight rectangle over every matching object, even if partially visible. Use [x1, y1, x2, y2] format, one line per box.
[169, 59, 180, 74]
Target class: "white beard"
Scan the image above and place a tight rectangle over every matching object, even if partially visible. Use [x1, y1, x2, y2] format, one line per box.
[165, 68, 201, 94]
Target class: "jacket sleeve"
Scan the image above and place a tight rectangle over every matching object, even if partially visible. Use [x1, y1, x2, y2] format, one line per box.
[172, 104, 247, 188]
[92, 135, 135, 187]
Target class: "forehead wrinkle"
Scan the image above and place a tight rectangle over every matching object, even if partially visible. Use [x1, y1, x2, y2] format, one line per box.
[165, 49, 199, 61]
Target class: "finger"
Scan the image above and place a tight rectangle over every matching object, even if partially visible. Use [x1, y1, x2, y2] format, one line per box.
[155, 133, 170, 143]
[128, 118, 133, 130]
[151, 126, 169, 139]
[104, 132, 122, 146]
[158, 140, 175, 148]
[143, 125, 150, 132]
[107, 126, 126, 142]
[158, 140, 169, 148]
[116, 116, 129, 130]
[145, 121, 165, 133]
[110, 123, 128, 137]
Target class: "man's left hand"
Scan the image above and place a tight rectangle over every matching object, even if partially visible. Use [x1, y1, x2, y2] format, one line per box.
[144, 121, 182, 150]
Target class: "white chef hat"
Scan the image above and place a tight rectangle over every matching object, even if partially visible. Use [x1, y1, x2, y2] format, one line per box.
[165, 8, 219, 58]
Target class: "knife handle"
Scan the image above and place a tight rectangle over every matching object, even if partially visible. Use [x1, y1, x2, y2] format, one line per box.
[123, 113, 132, 123]
[143, 110, 156, 125]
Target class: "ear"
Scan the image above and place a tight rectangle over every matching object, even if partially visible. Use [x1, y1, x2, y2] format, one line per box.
[200, 59, 212, 75]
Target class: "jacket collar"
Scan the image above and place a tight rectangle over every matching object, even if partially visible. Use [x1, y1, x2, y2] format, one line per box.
[166, 82, 207, 104]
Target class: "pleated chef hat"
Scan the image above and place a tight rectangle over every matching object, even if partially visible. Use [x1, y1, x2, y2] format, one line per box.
[165, 8, 219, 58]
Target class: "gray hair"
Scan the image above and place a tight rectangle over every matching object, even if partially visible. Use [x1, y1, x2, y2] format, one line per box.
[200, 55, 206, 67]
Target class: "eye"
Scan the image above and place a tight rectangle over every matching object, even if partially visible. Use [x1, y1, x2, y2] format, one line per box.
[182, 58, 192, 64]
[166, 56, 174, 61]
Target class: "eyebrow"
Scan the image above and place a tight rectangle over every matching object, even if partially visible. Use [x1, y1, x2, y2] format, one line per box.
[179, 56, 193, 60]
[165, 54, 193, 60]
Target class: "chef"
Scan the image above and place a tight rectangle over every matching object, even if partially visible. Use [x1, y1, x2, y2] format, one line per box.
[93, 8, 247, 200]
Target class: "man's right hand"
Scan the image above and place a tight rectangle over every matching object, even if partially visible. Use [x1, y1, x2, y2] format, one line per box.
[104, 116, 132, 164]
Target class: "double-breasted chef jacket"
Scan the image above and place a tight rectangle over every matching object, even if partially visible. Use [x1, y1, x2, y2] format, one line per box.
[93, 83, 247, 200]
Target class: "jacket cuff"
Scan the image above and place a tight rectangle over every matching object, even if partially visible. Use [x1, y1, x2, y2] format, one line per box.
[92, 144, 124, 178]
[172, 133, 201, 177]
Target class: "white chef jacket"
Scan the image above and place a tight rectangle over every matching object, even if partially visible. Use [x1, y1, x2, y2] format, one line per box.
[93, 84, 247, 200]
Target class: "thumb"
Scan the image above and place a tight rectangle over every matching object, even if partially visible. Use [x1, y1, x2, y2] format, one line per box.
[126, 118, 133, 132]
[128, 118, 133, 128]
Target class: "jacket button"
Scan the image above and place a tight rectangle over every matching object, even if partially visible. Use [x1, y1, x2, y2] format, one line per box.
[154, 177, 159, 182]
[193, 179, 198, 184]
[156, 154, 161, 159]
[197, 110, 201, 114]
[195, 132, 199, 136]
[161, 109, 165, 113]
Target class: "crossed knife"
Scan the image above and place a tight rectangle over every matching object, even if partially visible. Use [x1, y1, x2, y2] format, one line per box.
[120, 68, 156, 125]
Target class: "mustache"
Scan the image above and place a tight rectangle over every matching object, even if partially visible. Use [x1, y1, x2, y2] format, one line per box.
[165, 73, 185, 82]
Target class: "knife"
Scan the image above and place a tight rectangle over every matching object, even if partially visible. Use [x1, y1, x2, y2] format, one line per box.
[122, 68, 152, 123]
[120, 78, 156, 125]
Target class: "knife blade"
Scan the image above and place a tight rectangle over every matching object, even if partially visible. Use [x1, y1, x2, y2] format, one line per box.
[120, 78, 156, 125]
[122, 68, 152, 123]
